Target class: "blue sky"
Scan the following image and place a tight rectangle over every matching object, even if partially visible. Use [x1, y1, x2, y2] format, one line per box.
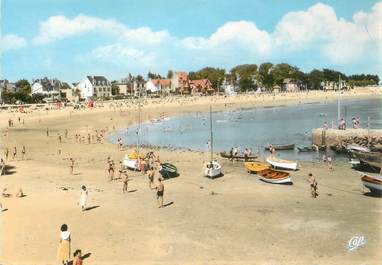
[1, 0, 381, 82]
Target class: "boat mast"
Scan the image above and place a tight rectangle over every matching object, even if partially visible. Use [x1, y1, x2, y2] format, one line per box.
[210, 105, 213, 161]
[137, 85, 141, 156]
[337, 74, 341, 127]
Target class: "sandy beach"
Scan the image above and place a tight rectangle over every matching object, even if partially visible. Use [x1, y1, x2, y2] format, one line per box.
[1, 89, 381, 265]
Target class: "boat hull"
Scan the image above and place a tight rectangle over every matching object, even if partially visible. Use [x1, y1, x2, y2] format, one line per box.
[220, 152, 257, 161]
[257, 169, 293, 184]
[123, 156, 139, 171]
[352, 151, 382, 169]
[204, 161, 222, 178]
[265, 144, 295, 151]
[359, 172, 382, 194]
[266, 156, 298, 171]
[245, 162, 269, 173]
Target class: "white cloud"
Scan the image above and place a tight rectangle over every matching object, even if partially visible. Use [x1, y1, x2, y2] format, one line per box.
[0, 34, 26, 53]
[88, 43, 156, 67]
[273, 2, 382, 64]
[33, 14, 169, 45]
[183, 21, 272, 54]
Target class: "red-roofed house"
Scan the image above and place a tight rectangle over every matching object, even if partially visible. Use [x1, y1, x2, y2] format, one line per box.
[189, 79, 214, 95]
[171, 71, 190, 94]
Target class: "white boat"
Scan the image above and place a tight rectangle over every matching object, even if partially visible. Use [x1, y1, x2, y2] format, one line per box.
[266, 156, 298, 171]
[204, 161, 222, 178]
[358, 172, 382, 194]
[123, 154, 139, 171]
[346, 144, 370, 153]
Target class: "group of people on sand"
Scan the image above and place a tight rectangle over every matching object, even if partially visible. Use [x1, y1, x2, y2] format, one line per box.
[3, 146, 26, 161]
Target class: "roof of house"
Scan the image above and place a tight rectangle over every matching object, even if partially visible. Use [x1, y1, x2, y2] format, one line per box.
[175, 72, 188, 81]
[152, 79, 171, 86]
[33, 77, 62, 91]
[87, 75, 109, 85]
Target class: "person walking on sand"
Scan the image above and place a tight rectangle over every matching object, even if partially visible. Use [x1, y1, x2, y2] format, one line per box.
[12, 147, 17, 160]
[57, 224, 71, 265]
[308, 173, 318, 198]
[46, 127, 49, 137]
[122, 172, 129, 193]
[21, 146, 26, 160]
[152, 177, 164, 208]
[327, 155, 334, 171]
[148, 167, 155, 189]
[79, 185, 88, 211]
[4, 148, 9, 162]
[58, 134, 62, 143]
[69, 158, 75, 175]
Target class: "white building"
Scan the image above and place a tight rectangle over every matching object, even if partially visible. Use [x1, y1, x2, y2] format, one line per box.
[222, 79, 237, 96]
[77, 76, 112, 99]
[31, 78, 61, 98]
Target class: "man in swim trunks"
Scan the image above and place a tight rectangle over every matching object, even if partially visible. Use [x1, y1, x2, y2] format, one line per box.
[153, 178, 164, 208]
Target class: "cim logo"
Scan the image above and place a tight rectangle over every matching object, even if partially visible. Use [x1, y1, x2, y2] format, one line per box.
[347, 235, 367, 251]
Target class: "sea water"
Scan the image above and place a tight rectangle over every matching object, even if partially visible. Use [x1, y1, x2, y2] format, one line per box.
[109, 98, 382, 161]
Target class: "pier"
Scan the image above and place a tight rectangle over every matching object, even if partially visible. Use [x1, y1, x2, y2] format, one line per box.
[312, 128, 382, 148]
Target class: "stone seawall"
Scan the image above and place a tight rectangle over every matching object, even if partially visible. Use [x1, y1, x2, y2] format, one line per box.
[312, 128, 382, 148]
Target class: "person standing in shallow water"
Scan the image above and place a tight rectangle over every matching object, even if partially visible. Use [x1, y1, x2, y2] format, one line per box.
[57, 224, 71, 265]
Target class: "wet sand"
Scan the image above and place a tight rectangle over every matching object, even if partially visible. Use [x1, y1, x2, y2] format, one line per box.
[0, 89, 381, 264]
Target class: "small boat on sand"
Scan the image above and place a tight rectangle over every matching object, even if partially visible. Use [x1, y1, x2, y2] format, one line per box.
[266, 156, 298, 171]
[257, 169, 292, 184]
[245, 162, 269, 173]
[351, 150, 382, 169]
[204, 161, 222, 178]
[123, 152, 145, 171]
[346, 144, 370, 153]
[265, 144, 295, 151]
[358, 172, 382, 194]
[220, 151, 257, 161]
[159, 163, 179, 179]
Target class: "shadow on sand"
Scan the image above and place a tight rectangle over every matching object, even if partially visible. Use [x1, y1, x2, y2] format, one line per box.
[84, 206, 100, 211]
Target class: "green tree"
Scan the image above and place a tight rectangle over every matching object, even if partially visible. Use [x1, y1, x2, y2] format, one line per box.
[15, 79, 31, 94]
[258, 62, 274, 89]
[167, 70, 174, 79]
[307, 69, 324, 90]
[189, 67, 225, 89]
[230, 64, 258, 91]
[111, 81, 119, 96]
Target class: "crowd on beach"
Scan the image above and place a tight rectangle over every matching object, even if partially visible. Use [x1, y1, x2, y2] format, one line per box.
[322, 116, 363, 130]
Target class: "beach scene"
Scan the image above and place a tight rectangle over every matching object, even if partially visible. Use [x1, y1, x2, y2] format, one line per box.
[1, 1, 382, 264]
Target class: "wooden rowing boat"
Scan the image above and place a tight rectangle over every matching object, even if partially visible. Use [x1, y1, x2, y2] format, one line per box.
[245, 162, 269, 173]
[358, 172, 382, 194]
[220, 151, 258, 161]
[351, 150, 382, 169]
[257, 168, 292, 184]
[266, 156, 298, 171]
[265, 144, 295, 151]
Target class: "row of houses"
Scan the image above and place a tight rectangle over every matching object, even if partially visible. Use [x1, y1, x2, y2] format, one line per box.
[0, 72, 216, 103]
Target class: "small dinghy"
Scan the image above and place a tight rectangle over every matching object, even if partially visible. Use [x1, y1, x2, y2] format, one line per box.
[257, 169, 292, 184]
[159, 163, 179, 179]
[204, 161, 222, 179]
[265, 144, 295, 151]
[297, 147, 314, 152]
[220, 151, 258, 161]
[358, 172, 382, 194]
[266, 156, 298, 171]
[245, 162, 269, 173]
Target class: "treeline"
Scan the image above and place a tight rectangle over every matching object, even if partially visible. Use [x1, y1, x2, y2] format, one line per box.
[187, 63, 379, 92]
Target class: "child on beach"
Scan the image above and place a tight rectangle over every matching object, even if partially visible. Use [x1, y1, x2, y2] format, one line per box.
[21, 146, 26, 160]
[308, 173, 318, 198]
[12, 147, 17, 160]
[73, 249, 83, 265]
[79, 185, 88, 211]
[69, 158, 75, 174]
[148, 167, 155, 189]
[122, 173, 129, 193]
